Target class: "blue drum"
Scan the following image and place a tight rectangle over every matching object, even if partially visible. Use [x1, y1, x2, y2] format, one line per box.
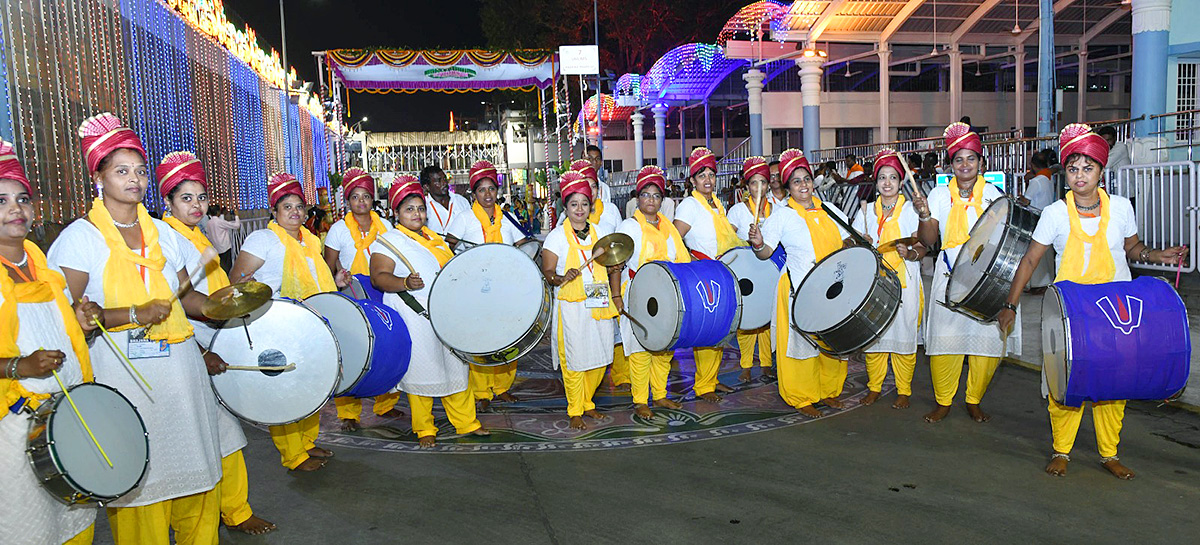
[344, 273, 385, 303]
[304, 291, 412, 398]
[625, 260, 742, 351]
[1042, 277, 1191, 407]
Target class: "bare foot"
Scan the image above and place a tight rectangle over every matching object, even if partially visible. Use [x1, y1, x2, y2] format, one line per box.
[796, 405, 822, 417]
[714, 382, 735, 393]
[891, 395, 910, 409]
[308, 447, 334, 459]
[924, 404, 951, 423]
[1045, 454, 1069, 477]
[1102, 458, 1135, 480]
[496, 392, 520, 403]
[762, 367, 776, 380]
[418, 436, 436, 448]
[583, 409, 608, 422]
[289, 457, 326, 472]
[477, 399, 491, 412]
[699, 392, 722, 403]
[965, 403, 991, 423]
[634, 404, 654, 418]
[653, 398, 682, 409]
[228, 515, 277, 536]
[569, 416, 587, 430]
[739, 369, 752, 383]
[862, 391, 881, 406]
[470, 427, 491, 436]
[376, 408, 406, 419]
[340, 418, 360, 432]
[820, 397, 844, 409]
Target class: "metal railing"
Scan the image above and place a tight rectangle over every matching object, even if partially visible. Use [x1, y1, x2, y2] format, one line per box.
[1109, 161, 1197, 274]
[230, 216, 270, 260]
[1149, 109, 1200, 162]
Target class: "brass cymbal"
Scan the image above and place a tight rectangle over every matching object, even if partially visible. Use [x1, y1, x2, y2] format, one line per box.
[202, 281, 273, 321]
[591, 233, 635, 266]
[877, 236, 921, 254]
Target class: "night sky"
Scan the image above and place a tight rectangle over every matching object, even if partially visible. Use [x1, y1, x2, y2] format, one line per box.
[227, 0, 495, 132]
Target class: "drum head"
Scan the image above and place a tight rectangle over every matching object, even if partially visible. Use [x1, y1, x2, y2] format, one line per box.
[49, 384, 148, 499]
[1041, 286, 1070, 403]
[428, 244, 547, 355]
[626, 262, 682, 351]
[518, 240, 541, 261]
[209, 299, 342, 425]
[720, 247, 781, 330]
[304, 292, 373, 396]
[793, 247, 879, 333]
[948, 198, 1010, 304]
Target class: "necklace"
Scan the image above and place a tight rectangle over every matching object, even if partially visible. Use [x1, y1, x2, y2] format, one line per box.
[573, 224, 590, 240]
[958, 188, 972, 199]
[113, 217, 139, 229]
[880, 201, 896, 211]
[1075, 199, 1101, 211]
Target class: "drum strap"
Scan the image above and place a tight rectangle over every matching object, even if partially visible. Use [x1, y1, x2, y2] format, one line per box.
[371, 236, 430, 319]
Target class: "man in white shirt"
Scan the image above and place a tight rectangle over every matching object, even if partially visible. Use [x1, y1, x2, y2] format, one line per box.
[585, 144, 613, 205]
[1097, 126, 1131, 170]
[205, 205, 241, 270]
[420, 165, 470, 246]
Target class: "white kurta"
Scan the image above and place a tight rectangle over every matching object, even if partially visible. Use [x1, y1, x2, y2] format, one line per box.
[458, 206, 525, 246]
[727, 200, 775, 240]
[425, 193, 471, 239]
[923, 184, 1022, 357]
[674, 195, 733, 259]
[615, 217, 682, 357]
[0, 294, 96, 544]
[324, 216, 393, 273]
[1031, 196, 1137, 282]
[370, 231, 469, 397]
[760, 203, 851, 361]
[543, 224, 615, 372]
[238, 228, 324, 296]
[48, 219, 222, 507]
[852, 202, 923, 355]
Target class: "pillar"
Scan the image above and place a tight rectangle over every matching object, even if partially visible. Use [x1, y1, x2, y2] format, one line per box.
[744, 68, 766, 156]
[679, 107, 687, 163]
[653, 103, 668, 168]
[1076, 49, 1088, 122]
[1014, 47, 1026, 136]
[1036, 0, 1056, 136]
[797, 55, 824, 158]
[704, 101, 712, 152]
[949, 47, 963, 123]
[721, 108, 728, 156]
[878, 47, 891, 143]
[631, 112, 645, 168]
[1131, 0, 1171, 137]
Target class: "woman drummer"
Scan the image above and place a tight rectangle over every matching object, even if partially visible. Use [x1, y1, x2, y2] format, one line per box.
[459, 160, 533, 409]
[609, 166, 687, 418]
[229, 172, 350, 472]
[157, 151, 276, 535]
[49, 114, 224, 542]
[747, 149, 851, 418]
[541, 171, 618, 429]
[369, 176, 490, 448]
[726, 156, 777, 383]
[851, 149, 927, 408]
[998, 124, 1188, 480]
[322, 167, 404, 432]
[1, 139, 101, 544]
[910, 122, 1013, 424]
[673, 147, 739, 401]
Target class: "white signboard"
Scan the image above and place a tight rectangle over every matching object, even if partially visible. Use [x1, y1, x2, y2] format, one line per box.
[559, 45, 599, 75]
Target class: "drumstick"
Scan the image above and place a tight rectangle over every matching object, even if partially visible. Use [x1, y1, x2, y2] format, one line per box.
[895, 152, 923, 199]
[91, 320, 152, 391]
[224, 363, 296, 372]
[374, 237, 418, 275]
[579, 246, 607, 269]
[1175, 255, 1184, 288]
[46, 360, 113, 468]
[168, 247, 219, 306]
[751, 184, 766, 225]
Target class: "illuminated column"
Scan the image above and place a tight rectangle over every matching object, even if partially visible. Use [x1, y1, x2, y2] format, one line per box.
[1036, 0, 1055, 136]
[878, 47, 891, 142]
[743, 68, 766, 156]
[797, 50, 826, 158]
[1131, 0, 1171, 137]
[631, 111, 645, 168]
[653, 103, 669, 168]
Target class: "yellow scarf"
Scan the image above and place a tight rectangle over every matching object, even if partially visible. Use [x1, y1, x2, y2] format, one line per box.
[2, 241, 95, 418]
[634, 209, 688, 265]
[944, 176, 986, 249]
[344, 211, 388, 275]
[164, 215, 230, 293]
[87, 199, 192, 342]
[690, 191, 744, 255]
[472, 201, 504, 243]
[874, 196, 909, 288]
[557, 223, 619, 320]
[1056, 189, 1116, 284]
[588, 200, 605, 226]
[268, 221, 337, 299]
[396, 225, 454, 267]
[746, 195, 771, 221]
[789, 197, 842, 262]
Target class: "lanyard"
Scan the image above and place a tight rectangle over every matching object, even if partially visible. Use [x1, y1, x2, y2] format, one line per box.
[567, 227, 594, 276]
[430, 197, 452, 229]
[0, 252, 34, 282]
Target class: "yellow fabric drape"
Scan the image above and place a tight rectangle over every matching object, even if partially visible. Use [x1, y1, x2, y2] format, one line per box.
[588, 200, 605, 225]
[557, 223, 619, 320]
[943, 176, 986, 249]
[344, 211, 389, 275]
[874, 196, 908, 288]
[690, 191, 744, 255]
[87, 198, 192, 342]
[746, 195, 771, 221]
[267, 221, 337, 299]
[472, 202, 504, 243]
[395, 225, 454, 267]
[1056, 189, 1116, 284]
[2, 241, 94, 416]
[164, 215, 230, 292]
[789, 197, 842, 261]
[634, 210, 688, 265]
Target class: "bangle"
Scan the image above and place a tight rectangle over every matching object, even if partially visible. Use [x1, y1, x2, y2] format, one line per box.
[129, 305, 141, 327]
[1139, 247, 1152, 261]
[7, 356, 21, 380]
[918, 214, 931, 222]
[1002, 302, 1018, 312]
[751, 242, 765, 251]
[402, 276, 412, 290]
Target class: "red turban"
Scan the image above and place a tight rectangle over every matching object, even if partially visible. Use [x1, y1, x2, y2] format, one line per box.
[636, 165, 666, 194]
[0, 139, 30, 193]
[268, 172, 304, 208]
[742, 156, 769, 182]
[688, 147, 717, 178]
[778, 148, 812, 183]
[342, 167, 375, 201]
[558, 170, 593, 202]
[1059, 123, 1109, 168]
[872, 149, 904, 180]
[469, 160, 499, 190]
[943, 122, 982, 159]
[388, 174, 423, 210]
[569, 159, 597, 181]
[78, 113, 146, 173]
[156, 151, 206, 197]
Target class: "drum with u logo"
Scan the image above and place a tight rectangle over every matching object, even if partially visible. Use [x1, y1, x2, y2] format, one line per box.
[625, 259, 742, 351]
[305, 289, 412, 398]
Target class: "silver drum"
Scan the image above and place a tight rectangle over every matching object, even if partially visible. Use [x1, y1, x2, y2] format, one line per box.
[792, 246, 902, 356]
[946, 197, 1040, 322]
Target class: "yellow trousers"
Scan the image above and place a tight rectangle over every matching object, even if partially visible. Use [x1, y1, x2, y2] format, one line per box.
[928, 354, 1001, 406]
[629, 351, 673, 405]
[334, 392, 403, 420]
[609, 345, 630, 386]
[692, 347, 724, 396]
[268, 413, 320, 469]
[777, 354, 845, 409]
[108, 486, 220, 545]
[737, 328, 773, 369]
[562, 366, 606, 417]
[408, 391, 482, 438]
[64, 525, 94, 544]
[218, 450, 253, 527]
[469, 362, 517, 400]
[1048, 398, 1126, 458]
[865, 352, 917, 395]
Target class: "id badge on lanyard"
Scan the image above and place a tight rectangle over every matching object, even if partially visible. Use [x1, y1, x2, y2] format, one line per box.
[127, 328, 170, 359]
[584, 282, 610, 308]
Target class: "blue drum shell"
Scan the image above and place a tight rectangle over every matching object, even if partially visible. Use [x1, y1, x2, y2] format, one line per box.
[345, 297, 413, 398]
[659, 260, 741, 349]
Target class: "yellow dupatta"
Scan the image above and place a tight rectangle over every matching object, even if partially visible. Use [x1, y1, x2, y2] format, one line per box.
[558, 223, 619, 319]
[472, 201, 504, 243]
[944, 176, 986, 249]
[164, 215, 230, 292]
[395, 225, 454, 267]
[789, 197, 842, 262]
[344, 211, 388, 275]
[746, 194, 771, 221]
[268, 221, 337, 299]
[634, 209, 688, 265]
[1056, 189, 1116, 284]
[874, 196, 909, 288]
[690, 191, 744, 255]
[588, 199, 606, 226]
[87, 199, 192, 342]
[2, 241, 95, 417]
